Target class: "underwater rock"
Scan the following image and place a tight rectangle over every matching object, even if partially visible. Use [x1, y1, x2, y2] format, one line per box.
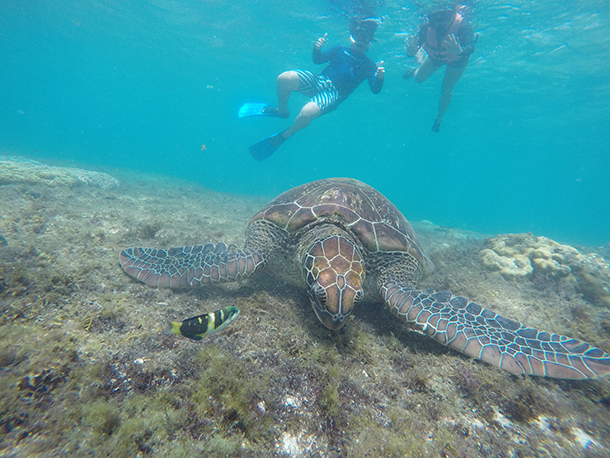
[569, 254, 610, 308]
[480, 233, 610, 307]
[601, 242, 610, 259]
[0, 155, 119, 189]
[0, 234, 7, 246]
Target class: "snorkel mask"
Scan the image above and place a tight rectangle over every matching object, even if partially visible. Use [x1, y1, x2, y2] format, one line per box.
[349, 17, 379, 44]
[428, 9, 456, 32]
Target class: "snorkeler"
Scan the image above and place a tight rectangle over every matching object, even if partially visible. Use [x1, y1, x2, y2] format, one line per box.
[239, 17, 384, 160]
[403, 6, 476, 132]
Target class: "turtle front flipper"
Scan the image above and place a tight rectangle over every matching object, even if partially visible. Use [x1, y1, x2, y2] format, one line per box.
[120, 242, 264, 288]
[381, 281, 610, 380]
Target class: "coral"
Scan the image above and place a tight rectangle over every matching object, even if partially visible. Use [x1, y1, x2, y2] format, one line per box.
[479, 233, 610, 307]
[0, 155, 119, 189]
[479, 248, 532, 279]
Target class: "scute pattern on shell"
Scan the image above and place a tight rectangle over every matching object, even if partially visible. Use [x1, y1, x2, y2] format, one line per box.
[248, 178, 431, 273]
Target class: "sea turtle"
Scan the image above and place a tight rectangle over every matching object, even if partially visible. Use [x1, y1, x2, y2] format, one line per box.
[120, 178, 610, 380]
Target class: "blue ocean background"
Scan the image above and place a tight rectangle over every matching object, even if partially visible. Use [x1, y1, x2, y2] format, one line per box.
[1, 0, 608, 246]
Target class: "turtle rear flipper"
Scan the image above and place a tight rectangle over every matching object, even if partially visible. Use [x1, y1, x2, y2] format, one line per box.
[120, 242, 265, 288]
[381, 281, 610, 380]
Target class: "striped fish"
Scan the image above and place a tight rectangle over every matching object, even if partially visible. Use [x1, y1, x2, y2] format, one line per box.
[165, 305, 240, 341]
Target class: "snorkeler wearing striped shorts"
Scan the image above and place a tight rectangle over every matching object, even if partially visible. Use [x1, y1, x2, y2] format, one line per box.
[292, 69, 341, 116]
[241, 18, 384, 160]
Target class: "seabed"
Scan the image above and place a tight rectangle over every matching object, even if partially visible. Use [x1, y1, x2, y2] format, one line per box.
[1, 157, 609, 457]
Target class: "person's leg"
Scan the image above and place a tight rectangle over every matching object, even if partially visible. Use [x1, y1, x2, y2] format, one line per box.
[282, 102, 321, 140]
[276, 71, 301, 117]
[411, 56, 442, 82]
[433, 63, 467, 132]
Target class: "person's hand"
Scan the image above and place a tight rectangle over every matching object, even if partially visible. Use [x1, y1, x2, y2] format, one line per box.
[445, 33, 463, 55]
[405, 35, 419, 56]
[376, 61, 385, 79]
[315, 33, 328, 50]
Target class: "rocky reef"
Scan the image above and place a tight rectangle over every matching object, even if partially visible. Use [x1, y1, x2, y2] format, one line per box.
[1, 159, 609, 457]
[480, 233, 610, 308]
[0, 156, 119, 189]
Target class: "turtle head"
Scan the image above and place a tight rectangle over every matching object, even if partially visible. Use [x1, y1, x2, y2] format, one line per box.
[302, 235, 365, 330]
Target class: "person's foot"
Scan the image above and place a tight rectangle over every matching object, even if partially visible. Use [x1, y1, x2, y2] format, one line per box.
[431, 119, 441, 132]
[269, 131, 287, 148]
[262, 106, 289, 118]
[402, 66, 417, 79]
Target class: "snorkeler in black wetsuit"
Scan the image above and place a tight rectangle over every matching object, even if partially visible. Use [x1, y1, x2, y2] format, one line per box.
[241, 18, 384, 160]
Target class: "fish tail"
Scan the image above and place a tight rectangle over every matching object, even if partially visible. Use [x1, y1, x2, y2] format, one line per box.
[164, 320, 182, 336]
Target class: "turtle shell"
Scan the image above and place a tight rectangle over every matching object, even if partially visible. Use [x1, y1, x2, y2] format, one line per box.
[249, 178, 432, 273]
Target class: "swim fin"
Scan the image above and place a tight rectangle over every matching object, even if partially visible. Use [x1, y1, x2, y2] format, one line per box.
[238, 103, 284, 118]
[249, 131, 287, 161]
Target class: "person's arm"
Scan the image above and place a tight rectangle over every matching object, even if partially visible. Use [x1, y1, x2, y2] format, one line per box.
[313, 33, 338, 64]
[368, 61, 384, 94]
[457, 21, 476, 56]
[406, 25, 426, 57]
[445, 21, 476, 57]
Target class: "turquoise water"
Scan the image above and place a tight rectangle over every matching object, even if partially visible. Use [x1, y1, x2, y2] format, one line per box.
[1, 0, 608, 246]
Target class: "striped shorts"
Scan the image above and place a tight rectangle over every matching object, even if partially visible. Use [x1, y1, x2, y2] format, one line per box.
[295, 70, 341, 114]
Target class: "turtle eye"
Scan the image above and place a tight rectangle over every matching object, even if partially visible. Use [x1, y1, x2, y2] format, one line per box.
[312, 284, 327, 305]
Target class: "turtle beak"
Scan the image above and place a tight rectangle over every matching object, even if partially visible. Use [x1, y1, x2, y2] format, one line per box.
[311, 297, 349, 330]
[303, 235, 365, 330]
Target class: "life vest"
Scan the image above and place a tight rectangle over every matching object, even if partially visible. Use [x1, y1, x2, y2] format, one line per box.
[422, 13, 463, 63]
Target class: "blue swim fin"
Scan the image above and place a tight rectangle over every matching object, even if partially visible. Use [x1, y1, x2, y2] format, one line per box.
[238, 103, 283, 118]
[249, 131, 287, 161]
